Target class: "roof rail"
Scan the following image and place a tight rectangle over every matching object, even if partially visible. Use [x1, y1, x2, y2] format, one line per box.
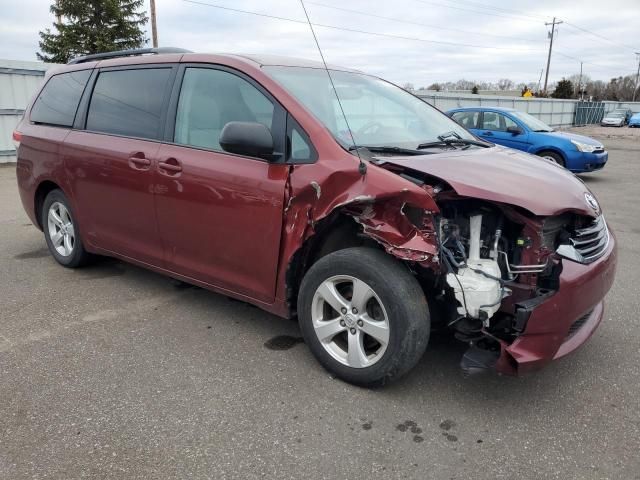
[68, 47, 193, 65]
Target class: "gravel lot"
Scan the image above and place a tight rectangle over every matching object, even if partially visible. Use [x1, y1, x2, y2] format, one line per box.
[1, 128, 639, 479]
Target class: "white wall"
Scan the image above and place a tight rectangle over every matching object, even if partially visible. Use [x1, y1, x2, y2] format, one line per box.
[0, 60, 54, 163]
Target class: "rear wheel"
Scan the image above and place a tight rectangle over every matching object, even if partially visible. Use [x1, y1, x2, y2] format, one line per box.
[297, 247, 430, 387]
[42, 189, 93, 268]
[538, 150, 565, 167]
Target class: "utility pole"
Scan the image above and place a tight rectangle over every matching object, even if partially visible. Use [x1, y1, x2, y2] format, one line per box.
[543, 17, 563, 94]
[150, 0, 158, 48]
[577, 61, 583, 101]
[537, 68, 543, 93]
[633, 52, 640, 102]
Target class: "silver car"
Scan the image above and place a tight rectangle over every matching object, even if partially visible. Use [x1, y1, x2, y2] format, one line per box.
[601, 112, 626, 127]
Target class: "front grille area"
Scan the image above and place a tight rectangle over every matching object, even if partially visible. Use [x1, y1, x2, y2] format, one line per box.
[566, 309, 593, 340]
[556, 215, 609, 264]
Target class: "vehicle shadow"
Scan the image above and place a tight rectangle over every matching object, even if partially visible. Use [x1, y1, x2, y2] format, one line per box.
[577, 174, 606, 184]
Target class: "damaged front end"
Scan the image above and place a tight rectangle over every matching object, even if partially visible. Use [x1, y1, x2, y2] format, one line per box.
[281, 147, 615, 377]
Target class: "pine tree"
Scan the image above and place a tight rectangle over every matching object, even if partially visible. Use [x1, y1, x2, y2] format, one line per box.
[37, 0, 148, 63]
[551, 79, 574, 99]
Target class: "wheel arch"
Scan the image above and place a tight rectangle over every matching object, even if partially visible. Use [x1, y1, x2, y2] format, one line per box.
[34, 180, 64, 230]
[532, 147, 567, 164]
[285, 213, 377, 316]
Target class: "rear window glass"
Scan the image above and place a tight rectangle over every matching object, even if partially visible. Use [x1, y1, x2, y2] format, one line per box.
[86, 68, 172, 139]
[30, 70, 91, 127]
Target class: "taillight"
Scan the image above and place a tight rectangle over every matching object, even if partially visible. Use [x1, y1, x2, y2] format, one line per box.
[12, 130, 22, 150]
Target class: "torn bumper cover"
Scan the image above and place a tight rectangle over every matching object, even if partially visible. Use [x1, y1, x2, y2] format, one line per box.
[494, 232, 617, 375]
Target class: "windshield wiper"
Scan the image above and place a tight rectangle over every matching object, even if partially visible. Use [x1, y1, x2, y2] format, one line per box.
[416, 138, 492, 150]
[533, 129, 554, 132]
[348, 145, 427, 156]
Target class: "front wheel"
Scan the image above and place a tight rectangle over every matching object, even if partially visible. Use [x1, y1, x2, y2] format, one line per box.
[538, 150, 565, 167]
[297, 247, 430, 387]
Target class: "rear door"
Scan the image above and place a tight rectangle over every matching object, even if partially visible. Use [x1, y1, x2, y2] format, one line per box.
[63, 65, 176, 266]
[154, 65, 289, 303]
[450, 110, 481, 136]
[478, 111, 529, 151]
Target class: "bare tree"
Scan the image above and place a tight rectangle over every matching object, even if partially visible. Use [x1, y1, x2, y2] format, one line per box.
[497, 78, 515, 91]
[401, 82, 415, 92]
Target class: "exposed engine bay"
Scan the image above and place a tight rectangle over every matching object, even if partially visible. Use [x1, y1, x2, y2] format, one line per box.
[421, 199, 560, 373]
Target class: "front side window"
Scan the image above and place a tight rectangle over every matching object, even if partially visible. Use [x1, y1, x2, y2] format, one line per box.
[263, 66, 474, 150]
[86, 68, 172, 139]
[174, 68, 274, 152]
[30, 70, 91, 127]
[480, 112, 520, 132]
[481, 112, 504, 131]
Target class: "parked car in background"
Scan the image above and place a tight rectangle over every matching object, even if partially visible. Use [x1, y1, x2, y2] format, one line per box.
[601, 111, 627, 127]
[14, 49, 617, 386]
[628, 112, 640, 128]
[446, 107, 607, 173]
[609, 108, 633, 124]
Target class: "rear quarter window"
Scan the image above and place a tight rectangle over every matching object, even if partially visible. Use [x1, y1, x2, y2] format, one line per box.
[30, 70, 92, 127]
[451, 111, 479, 128]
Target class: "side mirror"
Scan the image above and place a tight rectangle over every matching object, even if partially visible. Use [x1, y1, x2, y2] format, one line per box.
[219, 121, 275, 159]
[506, 126, 523, 135]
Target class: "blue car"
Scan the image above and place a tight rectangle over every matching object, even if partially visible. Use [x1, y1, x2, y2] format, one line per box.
[446, 107, 607, 173]
[629, 112, 640, 127]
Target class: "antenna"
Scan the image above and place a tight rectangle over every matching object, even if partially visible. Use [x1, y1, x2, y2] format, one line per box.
[298, 0, 367, 175]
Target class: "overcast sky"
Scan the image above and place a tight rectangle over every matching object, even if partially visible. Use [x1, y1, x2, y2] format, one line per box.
[1, 0, 638, 87]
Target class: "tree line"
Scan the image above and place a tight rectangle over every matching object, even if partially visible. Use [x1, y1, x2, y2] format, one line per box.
[405, 73, 640, 102]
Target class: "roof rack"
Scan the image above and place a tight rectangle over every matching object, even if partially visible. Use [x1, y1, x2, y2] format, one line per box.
[68, 47, 192, 65]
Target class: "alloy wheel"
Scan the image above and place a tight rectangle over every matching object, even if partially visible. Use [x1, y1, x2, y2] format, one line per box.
[311, 275, 390, 368]
[47, 201, 75, 257]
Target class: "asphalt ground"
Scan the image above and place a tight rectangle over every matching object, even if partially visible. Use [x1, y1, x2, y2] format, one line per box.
[1, 127, 638, 479]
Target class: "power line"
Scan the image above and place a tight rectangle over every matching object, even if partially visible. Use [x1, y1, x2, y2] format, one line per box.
[554, 50, 630, 71]
[412, 0, 543, 23]
[436, 0, 549, 22]
[182, 0, 544, 52]
[182, 0, 636, 78]
[562, 21, 640, 53]
[307, 1, 541, 44]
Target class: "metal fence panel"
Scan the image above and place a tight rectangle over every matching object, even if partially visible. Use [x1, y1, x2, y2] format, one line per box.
[416, 91, 640, 128]
[0, 60, 51, 164]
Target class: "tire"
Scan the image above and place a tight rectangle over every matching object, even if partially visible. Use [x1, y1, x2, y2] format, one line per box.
[297, 247, 430, 387]
[42, 189, 93, 268]
[538, 151, 565, 167]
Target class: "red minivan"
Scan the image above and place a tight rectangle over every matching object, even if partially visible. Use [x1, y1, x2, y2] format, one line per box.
[15, 48, 617, 386]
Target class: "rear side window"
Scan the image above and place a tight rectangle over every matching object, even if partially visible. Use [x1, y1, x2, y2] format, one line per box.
[30, 70, 91, 127]
[86, 68, 172, 139]
[451, 111, 479, 129]
[174, 68, 274, 151]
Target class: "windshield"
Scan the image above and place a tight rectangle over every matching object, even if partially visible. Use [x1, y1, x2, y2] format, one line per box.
[510, 111, 553, 132]
[607, 113, 624, 118]
[264, 66, 475, 150]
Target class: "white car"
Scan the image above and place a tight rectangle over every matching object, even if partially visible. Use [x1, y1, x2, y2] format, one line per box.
[601, 112, 626, 127]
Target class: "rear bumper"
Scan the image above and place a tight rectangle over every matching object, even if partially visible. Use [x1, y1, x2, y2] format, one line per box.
[495, 228, 617, 375]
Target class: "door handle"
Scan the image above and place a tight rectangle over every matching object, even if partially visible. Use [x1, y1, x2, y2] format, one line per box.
[158, 158, 182, 175]
[128, 152, 151, 170]
[482, 131, 493, 136]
